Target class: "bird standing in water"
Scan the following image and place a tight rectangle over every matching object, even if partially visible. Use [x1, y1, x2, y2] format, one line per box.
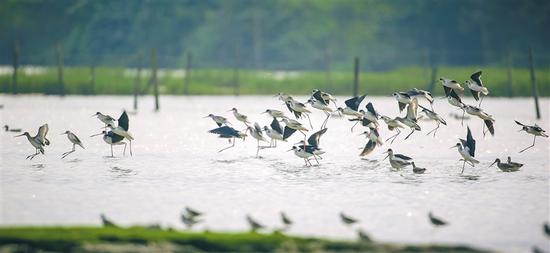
[15, 124, 49, 160]
[61, 130, 85, 159]
[451, 127, 478, 173]
[515, 120, 548, 153]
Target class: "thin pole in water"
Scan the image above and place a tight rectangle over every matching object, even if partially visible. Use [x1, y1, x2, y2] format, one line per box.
[90, 63, 96, 95]
[55, 42, 65, 96]
[183, 52, 192, 95]
[151, 49, 159, 111]
[528, 46, 540, 119]
[133, 60, 142, 110]
[353, 57, 359, 97]
[506, 51, 513, 97]
[12, 40, 19, 95]
[233, 44, 240, 96]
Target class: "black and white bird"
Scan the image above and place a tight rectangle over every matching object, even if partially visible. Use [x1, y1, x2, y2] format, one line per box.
[15, 124, 50, 160]
[292, 128, 328, 166]
[246, 122, 269, 157]
[507, 156, 524, 169]
[439, 77, 464, 91]
[204, 114, 231, 127]
[307, 98, 333, 129]
[357, 229, 372, 242]
[490, 158, 522, 172]
[61, 130, 84, 159]
[464, 105, 495, 136]
[443, 87, 466, 125]
[208, 126, 247, 152]
[428, 212, 448, 227]
[396, 98, 421, 140]
[340, 212, 358, 226]
[337, 95, 366, 117]
[465, 71, 489, 106]
[185, 206, 203, 218]
[181, 211, 202, 229]
[280, 212, 293, 229]
[515, 120, 548, 153]
[359, 126, 382, 157]
[289, 146, 316, 166]
[419, 105, 447, 137]
[451, 127, 478, 173]
[93, 112, 116, 128]
[229, 108, 250, 126]
[412, 162, 426, 174]
[262, 109, 287, 119]
[382, 148, 413, 169]
[406, 88, 434, 106]
[4, 125, 21, 132]
[91, 130, 127, 157]
[106, 111, 133, 156]
[392, 92, 412, 112]
[380, 115, 405, 144]
[246, 214, 265, 232]
[310, 89, 337, 108]
[263, 119, 284, 148]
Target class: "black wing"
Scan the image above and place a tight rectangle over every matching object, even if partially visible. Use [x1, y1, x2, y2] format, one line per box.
[118, 111, 129, 131]
[107, 131, 125, 143]
[270, 118, 283, 134]
[209, 126, 238, 137]
[354, 95, 366, 111]
[344, 96, 358, 110]
[449, 89, 462, 103]
[284, 101, 294, 113]
[484, 120, 495, 136]
[283, 126, 297, 140]
[470, 71, 483, 87]
[312, 90, 328, 105]
[443, 86, 451, 96]
[307, 128, 328, 148]
[398, 102, 406, 112]
[466, 127, 476, 157]
[366, 102, 377, 117]
[395, 153, 413, 161]
[514, 120, 525, 127]
[359, 139, 376, 157]
[361, 117, 373, 127]
[470, 89, 480, 101]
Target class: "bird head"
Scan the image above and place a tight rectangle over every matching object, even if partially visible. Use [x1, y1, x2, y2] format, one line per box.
[91, 112, 102, 117]
[450, 143, 461, 149]
[228, 108, 237, 112]
[3, 125, 8, 131]
[489, 159, 500, 167]
[61, 130, 70, 135]
[382, 149, 393, 160]
[204, 114, 214, 118]
[392, 92, 398, 97]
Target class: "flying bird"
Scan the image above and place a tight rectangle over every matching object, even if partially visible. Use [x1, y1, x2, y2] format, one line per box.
[515, 120, 548, 153]
[208, 126, 247, 152]
[451, 127, 478, 173]
[465, 71, 489, 106]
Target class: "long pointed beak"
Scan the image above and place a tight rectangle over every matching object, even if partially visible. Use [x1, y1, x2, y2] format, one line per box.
[91, 114, 96, 117]
[203, 116, 209, 118]
[286, 149, 293, 152]
[489, 161, 496, 167]
[90, 133, 103, 137]
[60, 133, 66, 135]
[449, 146, 456, 149]
[358, 132, 367, 136]
[14, 133, 25, 137]
[382, 154, 389, 161]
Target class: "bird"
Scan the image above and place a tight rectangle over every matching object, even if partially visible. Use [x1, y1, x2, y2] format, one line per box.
[91, 130, 127, 157]
[204, 114, 231, 127]
[100, 213, 118, 227]
[15, 124, 49, 160]
[289, 98, 313, 129]
[288, 146, 316, 166]
[439, 77, 464, 91]
[280, 212, 292, 229]
[380, 115, 405, 144]
[392, 92, 412, 112]
[359, 126, 382, 157]
[340, 212, 358, 226]
[465, 71, 489, 106]
[443, 88, 465, 125]
[106, 111, 133, 156]
[396, 98, 421, 140]
[61, 130, 84, 159]
[383, 148, 413, 170]
[464, 105, 495, 136]
[451, 127, 479, 173]
[229, 108, 250, 126]
[181, 211, 202, 229]
[307, 98, 333, 129]
[412, 162, 426, 174]
[337, 95, 366, 117]
[349, 102, 380, 132]
[185, 206, 203, 218]
[246, 122, 269, 157]
[246, 215, 265, 232]
[281, 118, 309, 144]
[406, 88, 434, 106]
[515, 120, 548, 153]
[294, 128, 328, 164]
[310, 89, 337, 108]
[357, 229, 372, 242]
[428, 212, 448, 227]
[4, 125, 21, 132]
[507, 156, 524, 169]
[490, 158, 522, 172]
[208, 126, 247, 152]
[92, 112, 116, 128]
[419, 105, 446, 137]
[262, 109, 287, 119]
[263, 118, 285, 148]
[544, 222, 550, 237]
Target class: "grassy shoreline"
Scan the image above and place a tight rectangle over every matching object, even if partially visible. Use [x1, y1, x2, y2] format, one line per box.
[0, 226, 488, 253]
[0, 66, 548, 96]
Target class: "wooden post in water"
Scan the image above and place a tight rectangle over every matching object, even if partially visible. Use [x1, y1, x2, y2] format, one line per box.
[151, 49, 159, 111]
[12, 40, 20, 94]
[233, 45, 240, 96]
[528, 46, 540, 119]
[133, 62, 142, 110]
[90, 64, 96, 95]
[352, 57, 359, 97]
[55, 42, 65, 95]
[506, 52, 513, 97]
[183, 52, 192, 95]
[324, 46, 332, 90]
[427, 66, 438, 93]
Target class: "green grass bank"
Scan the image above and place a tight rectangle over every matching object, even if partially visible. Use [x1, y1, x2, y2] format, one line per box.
[1, 66, 548, 96]
[0, 226, 488, 253]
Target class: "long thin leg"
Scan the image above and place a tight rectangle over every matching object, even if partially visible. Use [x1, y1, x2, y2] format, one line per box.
[461, 160, 466, 174]
[123, 142, 127, 156]
[519, 135, 537, 153]
[461, 110, 465, 126]
[256, 139, 260, 157]
[312, 155, 320, 165]
[404, 129, 415, 140]
[129, 141, 133, 156]
[478, 96, 484, 107]
[62, 144, 76, 159]
[350, 121, 359, 132]
[387, 129, 401, 144]
[306, 114, 313, 130]
[321, 112, 330, 129]
[426, 122, 440, 137]
[218, 138, 235, 153]
[111, 144, 114, 157]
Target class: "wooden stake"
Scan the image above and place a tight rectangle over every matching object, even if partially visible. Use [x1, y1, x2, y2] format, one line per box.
[528, 46, 540, 119]
[151, 49, 159, 111]
[183, 52, 192, 95]
[353, 57, 359, 97]
[12, 40, 19, 94]
[55, 42, 64, 96]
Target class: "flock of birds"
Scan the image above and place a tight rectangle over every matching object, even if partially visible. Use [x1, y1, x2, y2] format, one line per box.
[205, 71, 547, 173]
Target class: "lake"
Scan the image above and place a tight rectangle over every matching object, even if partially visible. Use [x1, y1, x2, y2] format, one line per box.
[1, 95, 549, 253]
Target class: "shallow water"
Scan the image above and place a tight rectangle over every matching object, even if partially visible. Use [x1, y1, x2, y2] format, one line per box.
[0, 95, 549, 253]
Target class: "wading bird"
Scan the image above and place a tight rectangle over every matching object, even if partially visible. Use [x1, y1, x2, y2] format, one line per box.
[4, 125, 21, 132]
[383, 148, 413, 169]
[439, 77, 464, 91]
[406, 88, 434, 107]
[311, 89, 337, 108]
[289, 98, 313, 129]
[294, 128, 328, 162]
[263, 119, 284, 148]
[419, 105, 446, 137]
[507, 156, 523, 168]
[15, 124, 49, 160]
[246, 215, 265, 232]
[380, 115, 405, 144]
[100, 213, 118, 227]
[185, 206, 203, 218]
[246, 122, 269, 157]
[281, 212, 292, 229]
[412, 162, 426, 174]
[465, 71, 489, 106]
[93, 112, 116, 128]
[91, 130, 127, 157]
[451, 127, 478, 173]
[289, 145, 316, 166]
[340, 212, 358, 226]
[392, 92, 412, 112]
[443, 88, 465, 125]
[204, 114, 231, 127]
[208, 126, 247, 152]
[181, 211, 202, 229]
[464, 105, 495, 136]
[307, 98, 333, 129]
[359, 126, 382, 157]
[357, 229, 372, 242]
[515, 120, 548, 153]
[337, 95, 366, 117]
[262, 109, 287, 119]
[490, 158, 522, 172]
[282, 118, 309, 143]
[396, 98, 421, 140]
[428, 212, 448, 227]
[229, 108, 250, 126]
[107, 111, 133, 156]
[61, 130, 84, 159]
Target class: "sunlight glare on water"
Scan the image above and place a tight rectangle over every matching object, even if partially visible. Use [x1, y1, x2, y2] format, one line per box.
[0, 95, 549, 253]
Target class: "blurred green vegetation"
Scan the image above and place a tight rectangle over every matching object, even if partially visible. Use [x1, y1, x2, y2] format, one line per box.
[0, 66, 548, 96]
[0, 226, 488, 252]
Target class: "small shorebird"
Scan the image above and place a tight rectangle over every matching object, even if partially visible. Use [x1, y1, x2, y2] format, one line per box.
[392, 92, 412, 112]
[204, 114, 231, 127]
[337, 95, 366, 117]
[440, 77, 464, 91]
[282, 118, 309, 144]
[357, 229, 372, 242]
[311, 89, 337, 108]
[515, 120, 548, 153]
[185, 206, 203, 218]
[229, 108, 250, 126]
[93, 112, 116, 128]
[359, 127, 382, 157]
[383, 148, 413, 169]
[291, 128, 328, 166]
[181, 211, 202, 229]
[340, 212, 358, 226]
[451, 127, 479, 173]
[100, 213, 118, 227]
[91, 130, 127, 157]
[380, 115, 404, 144]
[507, 156, 523, 168]
[289, 146, 316, 166]
[262, 109, 287, 119]
[61, 130, 84, 159]
[396, 98, 421, 140]
[307, 98, 333, 129]
[465, 71, 489, 106]
[208, 126, 247, 152]
[490, 158, 522, 172]
[263, 118, 285, 148]
[4, 125, 21, 132]
[281, 212, 293, 229]
[444, 88, 465, 125]
[464, 105, 495, 136]
[107, 111, 133, 156]
[406, 88, 434, 106]
[412, 162, 426, 174]
[15, 124, 50, 160]
[246, 123, 269, 157]
[419, 105, 446, 137]
[289, 98, 313, 128]
[246, 215, 265, 232]
[428, 212, 448, 227]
